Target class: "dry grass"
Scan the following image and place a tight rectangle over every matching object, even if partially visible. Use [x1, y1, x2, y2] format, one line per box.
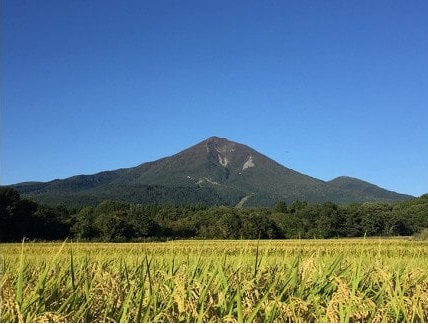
[1, 238, 427, 322]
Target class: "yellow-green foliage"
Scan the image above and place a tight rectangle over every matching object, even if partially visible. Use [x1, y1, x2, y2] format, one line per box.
[1, 238, 428, 322]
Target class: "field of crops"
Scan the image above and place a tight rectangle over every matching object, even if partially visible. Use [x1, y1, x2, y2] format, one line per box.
[1, 238, 428, 322]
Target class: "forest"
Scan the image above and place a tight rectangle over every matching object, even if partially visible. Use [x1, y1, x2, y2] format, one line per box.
[1, 187, 427, 242]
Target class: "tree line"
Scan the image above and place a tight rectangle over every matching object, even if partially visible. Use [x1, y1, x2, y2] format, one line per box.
[1, 187, 427, 242]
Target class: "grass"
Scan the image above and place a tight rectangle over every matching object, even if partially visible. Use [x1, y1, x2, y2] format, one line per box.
[1, 238, 428, 322]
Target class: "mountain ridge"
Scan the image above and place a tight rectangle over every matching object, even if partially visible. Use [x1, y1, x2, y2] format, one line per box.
[8, 136, 413, 207]
[328, 176, 409, 201]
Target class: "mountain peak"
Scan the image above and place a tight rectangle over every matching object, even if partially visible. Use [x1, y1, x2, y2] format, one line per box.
[205, 136, 229, 142]
[203, 136, 234, 148]
[198, 136, 259, 170]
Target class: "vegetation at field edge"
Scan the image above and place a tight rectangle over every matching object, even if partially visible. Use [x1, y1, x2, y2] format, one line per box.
[1, 187, 428, 242]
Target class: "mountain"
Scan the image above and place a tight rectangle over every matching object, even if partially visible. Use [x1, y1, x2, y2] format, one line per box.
[9, 136, 412, 207]
[328, 176, 411, 201]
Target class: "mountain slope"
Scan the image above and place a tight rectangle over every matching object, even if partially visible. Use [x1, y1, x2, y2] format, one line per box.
[10, 136, 412, 207]
[328, 176, 413, 201]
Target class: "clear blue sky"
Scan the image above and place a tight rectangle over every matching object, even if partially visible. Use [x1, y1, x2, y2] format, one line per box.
[2, 0, 427, 196]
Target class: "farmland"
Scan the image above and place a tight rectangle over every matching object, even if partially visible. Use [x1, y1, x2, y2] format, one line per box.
[1, 238, 428, 322]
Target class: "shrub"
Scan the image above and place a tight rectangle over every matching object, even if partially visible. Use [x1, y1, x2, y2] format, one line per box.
[413, 228, 428, 240]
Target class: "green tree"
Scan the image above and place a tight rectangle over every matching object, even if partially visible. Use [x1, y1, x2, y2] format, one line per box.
[359, 203, 391, 236]
[276, 212, 304, 238]
[240, 209, 282, 239]
[216, 207, 241, 239]
[274, 201, 288, 213]
[93, 200, 135, 241]
[71, 207, 98, 240]
[31, 205, 70, 240]
[0, 188, 21, 241]
[394, 194, 428, 234]
[127, 205, 162, 238]
[315, 202, 342, 238]
[289, 200, 308, 213]
[342, 203, 363, 237]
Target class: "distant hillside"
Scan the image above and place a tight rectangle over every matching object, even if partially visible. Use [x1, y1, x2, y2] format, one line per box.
[8, 136, 412, 207]
[328, 176, 413, 201]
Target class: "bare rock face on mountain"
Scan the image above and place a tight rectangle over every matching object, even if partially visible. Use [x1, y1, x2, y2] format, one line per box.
[9, 136, 412, 207]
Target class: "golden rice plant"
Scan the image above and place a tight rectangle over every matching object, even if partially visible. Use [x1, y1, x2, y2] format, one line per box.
[1, 238, 427, 322]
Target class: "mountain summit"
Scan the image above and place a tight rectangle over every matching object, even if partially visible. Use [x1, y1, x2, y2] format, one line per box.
[10, 136, 412, 207]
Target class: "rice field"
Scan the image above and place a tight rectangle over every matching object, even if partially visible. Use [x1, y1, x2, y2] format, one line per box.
[1, 238, 428, 322]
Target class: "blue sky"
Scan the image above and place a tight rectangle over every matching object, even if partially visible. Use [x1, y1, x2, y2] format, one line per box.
[2, 0, 427, 196]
